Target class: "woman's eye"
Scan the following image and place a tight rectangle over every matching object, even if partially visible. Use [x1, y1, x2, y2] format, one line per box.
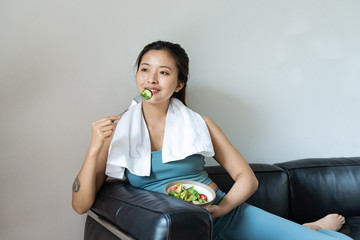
[160, 71, 168, 75]
[141, 68, 148, 72]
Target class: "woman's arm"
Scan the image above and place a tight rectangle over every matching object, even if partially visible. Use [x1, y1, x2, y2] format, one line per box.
[72, 116, 120, 214]
[202, 116, 259, 219]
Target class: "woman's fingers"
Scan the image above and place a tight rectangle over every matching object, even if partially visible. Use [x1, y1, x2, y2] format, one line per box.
[94, 116, 121, 126]
[100, 124, 114, 132]
[92, 116, 121, 142]
[108, 116, 122, 121]
[102, 130, 114, 138]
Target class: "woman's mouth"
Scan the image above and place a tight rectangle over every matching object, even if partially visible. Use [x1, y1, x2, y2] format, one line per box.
[147, 88, 160, 94]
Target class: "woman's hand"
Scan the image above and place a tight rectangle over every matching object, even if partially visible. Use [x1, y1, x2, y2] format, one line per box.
[205, 205, 227, 219]
[90, 116, 121, 149]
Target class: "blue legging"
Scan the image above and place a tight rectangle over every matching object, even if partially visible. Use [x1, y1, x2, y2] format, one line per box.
[212, 190, 353, 240]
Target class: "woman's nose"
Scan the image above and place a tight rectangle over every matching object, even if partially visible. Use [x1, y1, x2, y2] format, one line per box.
[148, 73, 158, 84]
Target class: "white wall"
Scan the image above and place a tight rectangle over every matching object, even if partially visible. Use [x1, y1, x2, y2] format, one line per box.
[1, 0, 359, 239]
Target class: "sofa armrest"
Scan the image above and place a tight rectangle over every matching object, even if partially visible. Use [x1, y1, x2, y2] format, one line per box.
[88, 180, 212, 240]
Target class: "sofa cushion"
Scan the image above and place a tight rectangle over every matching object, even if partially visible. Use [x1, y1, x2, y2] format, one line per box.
[90, 180, 213, 240]
[206, 164, 289, 219]
[276, 157, 360, 225]
[247, 164, 289, 219]
[340, 216, 360, 240]
[206, 166, 234, 193]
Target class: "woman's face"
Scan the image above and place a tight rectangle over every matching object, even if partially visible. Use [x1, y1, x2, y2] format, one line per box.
[136, 50, 183, 104]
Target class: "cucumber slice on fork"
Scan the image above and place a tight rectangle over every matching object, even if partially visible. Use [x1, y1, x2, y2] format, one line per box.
[114, 89, 153, 122]
[140, 88, 152, 100]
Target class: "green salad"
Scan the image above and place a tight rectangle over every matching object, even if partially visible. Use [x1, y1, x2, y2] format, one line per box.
[168, 183, 208, 204]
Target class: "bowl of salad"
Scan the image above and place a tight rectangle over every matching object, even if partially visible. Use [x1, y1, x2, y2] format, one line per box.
[164, 180, 216, 207]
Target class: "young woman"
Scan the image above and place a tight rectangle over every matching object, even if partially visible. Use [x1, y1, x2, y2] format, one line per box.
[72, 41, 351, 240]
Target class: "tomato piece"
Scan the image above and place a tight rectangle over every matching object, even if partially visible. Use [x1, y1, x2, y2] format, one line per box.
[199, 194, 207, 201]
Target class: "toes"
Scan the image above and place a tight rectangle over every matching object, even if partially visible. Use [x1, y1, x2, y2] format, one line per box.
[328, 213, 339, 218]
[337, 215, 345, 224]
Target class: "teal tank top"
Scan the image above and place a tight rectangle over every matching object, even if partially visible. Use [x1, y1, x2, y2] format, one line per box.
[125, 151, 212, 193]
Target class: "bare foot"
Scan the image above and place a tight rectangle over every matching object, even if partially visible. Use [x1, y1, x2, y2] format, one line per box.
[303, 214, 345, 231]
[303, 223, 321, 231]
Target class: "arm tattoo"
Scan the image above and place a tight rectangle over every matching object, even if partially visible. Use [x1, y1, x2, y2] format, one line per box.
[72, 176, 80, 192]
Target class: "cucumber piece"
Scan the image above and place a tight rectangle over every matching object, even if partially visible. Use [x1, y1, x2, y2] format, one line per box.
[199, 199, 207, 204]
[175, 184, 183, 194]
[180, 190, 187, 200]
[169, 191, 179, 198]
[141, 89, 153, 100]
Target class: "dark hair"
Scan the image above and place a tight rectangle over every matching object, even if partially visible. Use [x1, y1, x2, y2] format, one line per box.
[135, 40, 189, 105]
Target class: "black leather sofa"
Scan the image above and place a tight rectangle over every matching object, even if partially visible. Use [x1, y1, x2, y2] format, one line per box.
[84, 157, 360, 240]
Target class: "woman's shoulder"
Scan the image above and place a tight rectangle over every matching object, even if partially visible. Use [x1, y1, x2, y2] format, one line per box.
[201, 115, 222, 132]
[201, 115, 228, 139]
[201, 115, 215, 126]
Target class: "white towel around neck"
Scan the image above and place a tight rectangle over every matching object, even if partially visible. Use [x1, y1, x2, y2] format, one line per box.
[106, 98, 215, 179]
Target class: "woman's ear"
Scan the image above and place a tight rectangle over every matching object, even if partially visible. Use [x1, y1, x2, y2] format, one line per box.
[175, 82, 185, 92]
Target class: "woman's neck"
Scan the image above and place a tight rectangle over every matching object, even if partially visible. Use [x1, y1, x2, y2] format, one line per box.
[142, 100, 170, 151]
[141, 100, 170, 125]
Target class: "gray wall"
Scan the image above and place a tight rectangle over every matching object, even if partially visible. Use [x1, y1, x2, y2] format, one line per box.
[1, 0, 359, 239]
